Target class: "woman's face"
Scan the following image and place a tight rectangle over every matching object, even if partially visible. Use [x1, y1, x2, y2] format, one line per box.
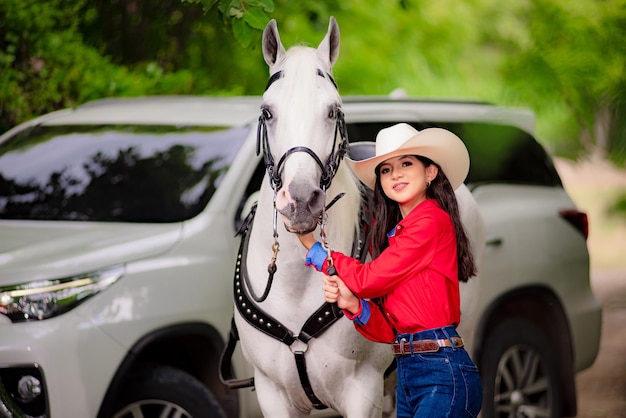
[378, 155, 438, 217]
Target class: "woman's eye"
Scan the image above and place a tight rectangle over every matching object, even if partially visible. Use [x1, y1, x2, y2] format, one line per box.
[402, 161, 412, 167]
[262, 108, 272, 119]
[380, 167, 390, 175]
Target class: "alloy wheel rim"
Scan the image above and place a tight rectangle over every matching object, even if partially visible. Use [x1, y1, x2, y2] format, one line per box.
[493, 344, 553, 417]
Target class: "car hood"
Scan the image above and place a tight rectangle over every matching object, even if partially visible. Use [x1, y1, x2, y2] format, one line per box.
[0, 220, 183, 285]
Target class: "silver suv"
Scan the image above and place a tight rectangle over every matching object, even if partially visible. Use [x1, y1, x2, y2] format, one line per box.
[0, 96, 601, 418]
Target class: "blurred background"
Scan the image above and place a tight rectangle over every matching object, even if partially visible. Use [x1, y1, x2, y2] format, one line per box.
[1, 0, 625, 163]
[1, 1, 625, 415]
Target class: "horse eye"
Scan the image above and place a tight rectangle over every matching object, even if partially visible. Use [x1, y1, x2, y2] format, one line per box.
[262, 108, 273, 120]
[328, 109, 335, 119]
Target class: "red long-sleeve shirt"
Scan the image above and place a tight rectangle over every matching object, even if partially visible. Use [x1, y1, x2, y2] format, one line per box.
[319, 199, 460, 343]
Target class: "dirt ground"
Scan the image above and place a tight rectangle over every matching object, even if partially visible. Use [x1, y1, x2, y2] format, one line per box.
[554, 157, 626, 418]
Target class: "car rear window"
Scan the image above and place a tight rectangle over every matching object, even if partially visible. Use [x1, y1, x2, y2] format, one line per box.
[346, 121, 562, 187]
[0, 124, 250, 222]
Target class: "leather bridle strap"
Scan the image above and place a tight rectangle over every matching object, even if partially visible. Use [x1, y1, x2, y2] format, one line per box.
[294, 352, 321, 409]
[256, 110, 347, 192]
[256, 69, 348, 193]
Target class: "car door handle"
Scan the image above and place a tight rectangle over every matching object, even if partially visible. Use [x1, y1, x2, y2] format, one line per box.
[486, 237, 503, 247]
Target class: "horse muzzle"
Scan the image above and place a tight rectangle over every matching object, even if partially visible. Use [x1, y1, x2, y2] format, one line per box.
[275, 180, 325, 234]
[278, 203, 319, 234]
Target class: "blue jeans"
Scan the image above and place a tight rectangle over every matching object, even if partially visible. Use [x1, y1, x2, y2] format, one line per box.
[395, 326, 482, 417]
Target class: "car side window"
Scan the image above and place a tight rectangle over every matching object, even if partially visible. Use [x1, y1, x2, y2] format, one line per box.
[440, 122, 562, 187]
[346, 121, 562, 187]
[0, 124, 250, 222]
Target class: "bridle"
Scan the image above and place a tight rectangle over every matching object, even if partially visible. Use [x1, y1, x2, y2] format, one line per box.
[247, 69, 349, 303]
[256, 69, 348, 193]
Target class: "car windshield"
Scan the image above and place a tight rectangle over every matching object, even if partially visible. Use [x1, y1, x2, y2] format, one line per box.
[0, 124, 250, 222]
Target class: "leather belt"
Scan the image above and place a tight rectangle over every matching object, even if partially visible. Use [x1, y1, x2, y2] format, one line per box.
[392, 336, 464, 355]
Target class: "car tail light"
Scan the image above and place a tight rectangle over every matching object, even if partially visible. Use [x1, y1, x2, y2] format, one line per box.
[559, 209, 589, 239]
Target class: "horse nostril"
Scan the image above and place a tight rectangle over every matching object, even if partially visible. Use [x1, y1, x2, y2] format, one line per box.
[275, 189, 292, 211]
[308, 189, 325, 217]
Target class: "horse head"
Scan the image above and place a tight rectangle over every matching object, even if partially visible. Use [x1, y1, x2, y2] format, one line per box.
[258, 17, 348, 234]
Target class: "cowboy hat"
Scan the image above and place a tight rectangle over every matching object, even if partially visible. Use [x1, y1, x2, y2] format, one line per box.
[345, 123, 469, 190]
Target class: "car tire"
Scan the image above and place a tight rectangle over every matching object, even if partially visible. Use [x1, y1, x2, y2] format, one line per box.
[111, 365, 227, 418]
[480, 318, 563, 418]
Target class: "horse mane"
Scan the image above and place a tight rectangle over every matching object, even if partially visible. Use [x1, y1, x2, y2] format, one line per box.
[325, 164, 363, 254]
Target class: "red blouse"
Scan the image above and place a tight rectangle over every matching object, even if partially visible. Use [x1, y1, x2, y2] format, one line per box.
[322, 199, 460, 343]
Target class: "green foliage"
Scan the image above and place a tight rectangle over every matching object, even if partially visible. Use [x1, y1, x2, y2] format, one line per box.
[183, 0, 274, 46]
[0, 0, 269, 133]
[0, 0, 208, 133]
[497, 0, 626, 160]
[2, 0, 626, 168]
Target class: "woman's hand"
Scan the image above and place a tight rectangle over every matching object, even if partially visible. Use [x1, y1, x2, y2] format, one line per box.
[322, 275, 360, 314]
[296, 232, 317, 250]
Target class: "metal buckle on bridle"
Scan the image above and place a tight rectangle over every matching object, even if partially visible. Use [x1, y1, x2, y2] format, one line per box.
[269, 193, 280, 274]
[290, 339, 309, 354]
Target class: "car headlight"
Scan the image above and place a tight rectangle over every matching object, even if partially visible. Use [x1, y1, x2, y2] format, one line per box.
[0, 266, 125, 323]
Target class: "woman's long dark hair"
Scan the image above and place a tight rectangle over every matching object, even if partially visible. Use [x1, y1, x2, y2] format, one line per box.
[369, 155, 477, 282]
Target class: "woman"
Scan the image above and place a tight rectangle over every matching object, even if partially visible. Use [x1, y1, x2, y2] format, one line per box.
[297, 123, 482, 417]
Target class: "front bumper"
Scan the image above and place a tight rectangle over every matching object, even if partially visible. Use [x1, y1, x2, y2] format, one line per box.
[0, 309, 126, 418]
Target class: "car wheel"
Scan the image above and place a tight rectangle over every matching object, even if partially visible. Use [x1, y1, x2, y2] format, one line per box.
[111, 366, 227, 418]
[480, 319, 563, 418]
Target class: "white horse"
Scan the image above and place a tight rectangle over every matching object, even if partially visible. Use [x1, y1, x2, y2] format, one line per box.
[231, 16, 487, 418]
[233, 17, 395, 418]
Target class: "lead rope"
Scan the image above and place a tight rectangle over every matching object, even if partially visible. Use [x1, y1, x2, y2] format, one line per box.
[245, 190, 345, 304]
[243, 192, 279, 303]
[320, 186, 338, 277]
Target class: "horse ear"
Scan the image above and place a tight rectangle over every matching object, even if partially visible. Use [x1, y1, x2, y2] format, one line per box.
[317, 16, 340, 68]
[262, 19, 286, 68]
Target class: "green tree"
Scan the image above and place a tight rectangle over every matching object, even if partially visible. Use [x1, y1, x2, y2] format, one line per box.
[2, 0, 625, 167]
[0, 0, 179, 132]
[495, 0, 626, 162]
[0, 0, 268, 133]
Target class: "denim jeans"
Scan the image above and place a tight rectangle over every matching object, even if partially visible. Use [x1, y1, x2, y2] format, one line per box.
[395, 326, 482, 417]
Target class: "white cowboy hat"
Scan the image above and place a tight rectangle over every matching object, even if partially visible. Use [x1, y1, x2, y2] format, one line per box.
[345, 123, 470, 190]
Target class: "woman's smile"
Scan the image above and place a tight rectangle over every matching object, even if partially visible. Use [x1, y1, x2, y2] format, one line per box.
[393, 182, 409, 191]
[378, 154, 439, 217]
